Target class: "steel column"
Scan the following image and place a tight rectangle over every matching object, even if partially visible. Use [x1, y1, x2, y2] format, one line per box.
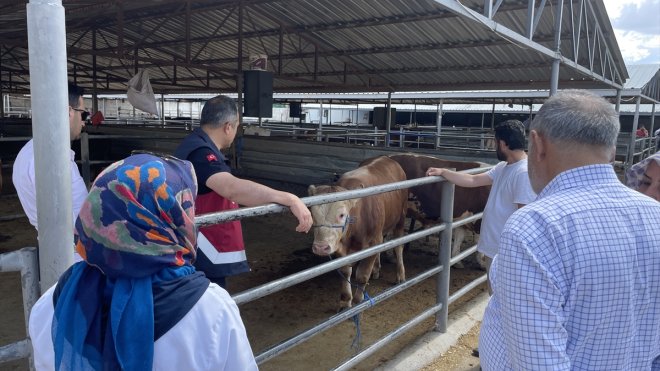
[436, 100, 443, 148]
[435, 177, 454, 332]
[628, 96, 641, 167]
[27, 0, 74, 292]
[385, 92, 392, 147]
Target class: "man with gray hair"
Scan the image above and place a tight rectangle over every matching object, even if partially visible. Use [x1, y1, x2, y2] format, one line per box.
[480, 90, 660, 370]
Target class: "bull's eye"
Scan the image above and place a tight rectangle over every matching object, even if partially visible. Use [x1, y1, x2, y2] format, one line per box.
[339, 213, 345, 219]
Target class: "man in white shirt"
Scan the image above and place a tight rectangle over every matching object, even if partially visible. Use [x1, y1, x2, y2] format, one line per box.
[426, 120, 537, 292]
[13, 82, 88, 232]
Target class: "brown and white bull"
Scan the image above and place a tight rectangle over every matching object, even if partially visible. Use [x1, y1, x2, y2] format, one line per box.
[308, 156, 408, 310]
[388, 153, 490, 268]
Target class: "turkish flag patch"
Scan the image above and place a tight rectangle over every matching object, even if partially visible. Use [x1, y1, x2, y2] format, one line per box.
[206, 154, 218, 162]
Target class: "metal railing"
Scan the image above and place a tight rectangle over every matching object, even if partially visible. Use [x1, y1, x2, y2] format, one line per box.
[196, 166, 491, 369]
[0, 247, 39, 370]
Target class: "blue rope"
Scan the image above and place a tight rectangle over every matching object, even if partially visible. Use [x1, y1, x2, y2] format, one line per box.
[351, 313, 362, 350]
[328, 256, 375, 352]
[350, 291, 376, 351]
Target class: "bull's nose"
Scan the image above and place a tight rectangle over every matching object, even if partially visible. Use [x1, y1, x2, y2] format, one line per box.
[312, 243, 331, 256]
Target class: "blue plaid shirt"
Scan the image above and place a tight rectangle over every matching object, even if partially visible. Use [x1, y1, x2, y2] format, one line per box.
[480, 164, 660, 370]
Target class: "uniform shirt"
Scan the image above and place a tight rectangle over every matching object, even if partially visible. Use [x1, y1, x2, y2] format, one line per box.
[478, 158, 536, 258]
[12, 139, 88, 231]
[480, 164, 660, 370]
[29, 282, 258, 371]
[174, 129, 248, 279]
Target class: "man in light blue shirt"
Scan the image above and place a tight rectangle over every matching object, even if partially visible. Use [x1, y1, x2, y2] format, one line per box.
[480, 90, 660, 370]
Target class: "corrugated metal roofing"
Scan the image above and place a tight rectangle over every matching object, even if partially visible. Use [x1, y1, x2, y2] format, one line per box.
[0, 0, 628, 94]
[624, 64, 660, 102]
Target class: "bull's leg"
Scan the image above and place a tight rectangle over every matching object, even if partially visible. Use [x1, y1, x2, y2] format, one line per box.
[338, 264, 353, 311]
[333, 249, 353, 311]
[371, 252, 381, 280]
[452, 226, 466, 269]
[352, 250, 379, 305]
[393, 219, 406, 284]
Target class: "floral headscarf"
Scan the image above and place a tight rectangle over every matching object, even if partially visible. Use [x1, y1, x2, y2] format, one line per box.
[52, 154, 208, 371]
[626, 151, 660, 190]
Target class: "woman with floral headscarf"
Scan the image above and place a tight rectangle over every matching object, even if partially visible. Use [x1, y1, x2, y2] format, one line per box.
[626, 151, 660, 201]
[28, 153, 257, 370]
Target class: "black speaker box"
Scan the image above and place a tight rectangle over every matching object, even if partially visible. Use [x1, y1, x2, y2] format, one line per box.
[243, 70, 273, 117]
[289, 102, 301, 117]
[371, 107, 396, 129]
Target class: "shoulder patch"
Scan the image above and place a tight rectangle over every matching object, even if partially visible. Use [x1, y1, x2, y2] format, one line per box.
[206, 153, 218, 162]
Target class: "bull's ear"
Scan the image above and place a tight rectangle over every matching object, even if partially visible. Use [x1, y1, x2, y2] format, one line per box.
[308, 185, 316, 196]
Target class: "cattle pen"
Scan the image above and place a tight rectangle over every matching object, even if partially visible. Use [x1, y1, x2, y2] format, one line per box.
[216, 167, 491, 369]
[0, 163, 491, 370]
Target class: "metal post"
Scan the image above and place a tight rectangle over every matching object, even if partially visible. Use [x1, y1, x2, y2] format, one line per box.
[436, 100, 443, 148]
[628, 96, 641, 167]
[550, 62, 560, 96]
[0, 56, 3, 117]
[650, 103, 656, 151]
[80, 131, 91, 188]
[385, 92, 392, 147]
[0, 247, 40, 368]
[92, 29, 98, 114]
[317, 102, 323, 142]
[615, 89, 622, 113]
[27, 0, 74, 292]
[549, 0, 564, 96]
[160, 93, 165, 125]
[435, 175, 455, 332]
[490, 103, 496, 129]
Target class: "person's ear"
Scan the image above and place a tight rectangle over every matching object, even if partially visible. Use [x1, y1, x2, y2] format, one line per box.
[529, 130, 546, 162]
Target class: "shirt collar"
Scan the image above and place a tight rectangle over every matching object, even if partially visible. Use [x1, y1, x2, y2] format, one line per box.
[538, 164, 620, 199]
[193, 127, 221, 153]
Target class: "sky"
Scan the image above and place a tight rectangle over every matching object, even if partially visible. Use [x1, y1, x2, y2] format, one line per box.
[602, 0, 660, 65]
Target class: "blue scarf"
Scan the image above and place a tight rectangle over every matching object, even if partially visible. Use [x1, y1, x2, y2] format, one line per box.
[51, 154, 208, 371]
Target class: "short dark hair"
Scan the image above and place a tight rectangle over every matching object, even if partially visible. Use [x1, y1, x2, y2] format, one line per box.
[68, 82, 84, 108]
[200, 95, 239, 128]
[494, 120, 526, 150]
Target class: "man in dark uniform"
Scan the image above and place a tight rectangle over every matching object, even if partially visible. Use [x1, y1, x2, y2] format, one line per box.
[175, 95, 312, 287]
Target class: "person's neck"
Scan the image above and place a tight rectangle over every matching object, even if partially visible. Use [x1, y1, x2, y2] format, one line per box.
[201, 125, 225, 150]
[547, 144, 612, 178]
[506, 149, 527, 165]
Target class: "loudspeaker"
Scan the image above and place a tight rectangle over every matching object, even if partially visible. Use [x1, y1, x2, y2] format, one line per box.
[371, 107, 396, 130]
[289, 102, 301, 118]
[243, 70, 273, 117]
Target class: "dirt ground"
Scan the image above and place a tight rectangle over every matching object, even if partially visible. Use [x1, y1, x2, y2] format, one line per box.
[0, 192, 485, 371]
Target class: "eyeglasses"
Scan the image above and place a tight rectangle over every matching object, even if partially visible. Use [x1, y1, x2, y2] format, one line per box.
[71, 107, 90, 121]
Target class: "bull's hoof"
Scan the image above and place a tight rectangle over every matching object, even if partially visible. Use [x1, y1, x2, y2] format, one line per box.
[395, 276, 406, 284]
[337, 300, 352, 313]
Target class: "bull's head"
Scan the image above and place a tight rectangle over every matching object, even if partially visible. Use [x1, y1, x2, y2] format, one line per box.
[308, 184, 357, 256]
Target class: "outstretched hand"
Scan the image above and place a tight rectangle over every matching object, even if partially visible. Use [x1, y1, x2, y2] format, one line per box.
[426, 167, 445, 177]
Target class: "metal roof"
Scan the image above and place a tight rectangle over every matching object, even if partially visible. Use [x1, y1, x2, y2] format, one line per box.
[1, 0, 628, 94]
[623, 64, 660, 102]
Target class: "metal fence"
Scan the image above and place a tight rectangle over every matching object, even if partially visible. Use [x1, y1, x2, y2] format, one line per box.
[0, 247, 39, 370]
[0, 161, 489, 369]
[196, 166, 491, 369]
